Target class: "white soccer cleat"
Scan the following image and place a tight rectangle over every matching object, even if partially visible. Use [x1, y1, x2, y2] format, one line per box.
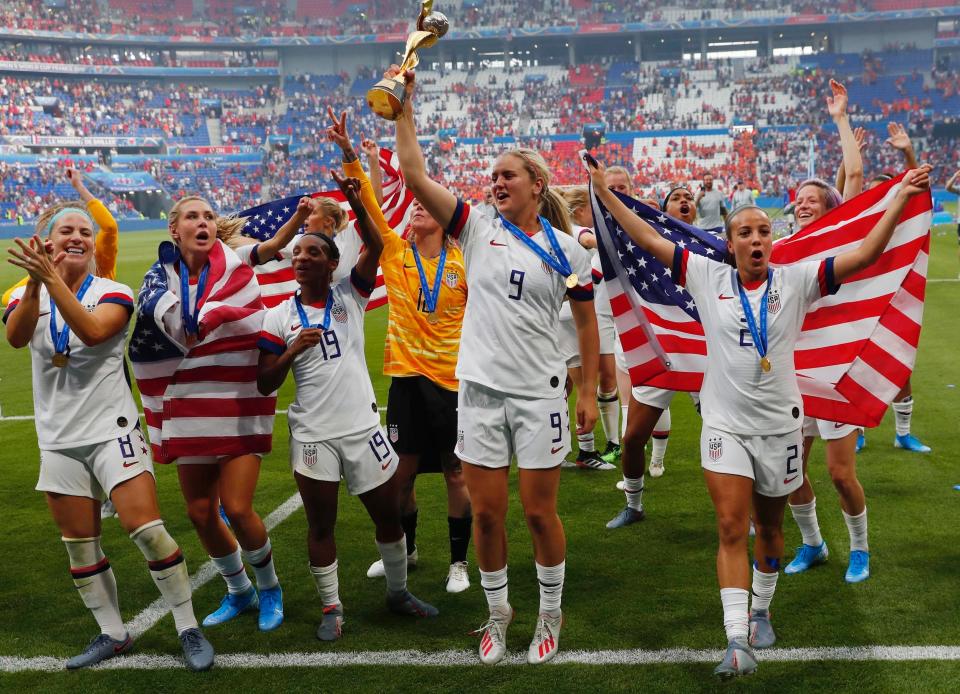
[527, 611, 563, 664]
[445, 561, 470, 593]
[471, 607, 513, 665]
[366, 547, 418, 578]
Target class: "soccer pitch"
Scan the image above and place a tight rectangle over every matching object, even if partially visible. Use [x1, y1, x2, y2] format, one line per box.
[0, 226, 958, 692]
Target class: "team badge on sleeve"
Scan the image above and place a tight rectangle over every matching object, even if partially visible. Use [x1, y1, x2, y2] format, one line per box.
[303, 445, 318, 468]
[767, 289, 782, 315]
[388, 424, 399, 443]
[708, 437, 723, 461]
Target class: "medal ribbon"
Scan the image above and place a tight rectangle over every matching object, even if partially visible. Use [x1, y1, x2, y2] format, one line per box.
[737, 269, 771, 364]
[294, 289, 333, 331]
[411, 241, 447, 313]
[49, 273, 94, 356]
[179, 260, 210, 336]
[499, 215, 573, 280]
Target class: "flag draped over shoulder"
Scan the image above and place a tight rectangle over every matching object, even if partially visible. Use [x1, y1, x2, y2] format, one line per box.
[128, 240, 277, 464]
[592, 173, 931, 427]
[237, 147, 414, 309]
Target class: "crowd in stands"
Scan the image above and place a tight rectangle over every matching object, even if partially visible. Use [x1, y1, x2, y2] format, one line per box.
[0, 1, 943, 40]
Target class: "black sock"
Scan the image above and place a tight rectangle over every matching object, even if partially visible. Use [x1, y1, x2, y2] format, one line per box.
[448, 515, 473, 563]
[401, 509, 418, 555]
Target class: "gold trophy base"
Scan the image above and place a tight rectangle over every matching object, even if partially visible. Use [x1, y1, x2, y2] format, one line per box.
[367, 78, 407, 121]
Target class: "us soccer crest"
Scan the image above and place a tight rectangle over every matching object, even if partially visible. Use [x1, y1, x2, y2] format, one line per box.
[388, 424, 399, 443]
[767, 289, 782, 314]
[541, 260, 554, 275]
[332, 302, 348, 323]
[303, 444, 318, 468]
[444, 270, 459, 288]
[708, 437, 723, 461]
[457, 429, 465, 453]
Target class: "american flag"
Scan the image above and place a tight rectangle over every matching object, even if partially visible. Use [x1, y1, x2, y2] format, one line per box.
[237, 147, 414, 309]
[128, 240, 277, 464]
[592, 172, 931, 427]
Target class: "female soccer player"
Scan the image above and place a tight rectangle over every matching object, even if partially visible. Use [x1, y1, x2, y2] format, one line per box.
[324, 112, 473, 594]
[589, 153, 931, 678]
[390, 65, 599, 665]
[130, 197, 285, 632]
[5, 205, 213, 671]
[783, 79, 878, 584]
[256, 172, 438, 642]
[605, 184, 700, 527]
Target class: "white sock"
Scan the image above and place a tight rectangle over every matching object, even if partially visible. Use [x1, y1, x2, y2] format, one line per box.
[623, 475, 644, 511]
[243, 538, 279, 591]
[720, 587, 749, 642]
[620, 404, 629, 437]
[598, 389, 620, 445]
[310, 561, 341, 608]
[377, 536, 408, 594]
[750, 567, 779, 613]
[892, 396, 913, 436]
[843, 508, 869, 552]
[577, 430, 595, 453]
[211, 547, 253, 595]
[130, 520, 197, 634]
[63, 537, 127, 641]
[651, 407, 670, 463]
[479, 565, 509, 614]
[536, 561, 565, 617]
[789, 499, 823, 547]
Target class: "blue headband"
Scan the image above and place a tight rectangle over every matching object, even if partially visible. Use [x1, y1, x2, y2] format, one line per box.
[46, 207, 94, 235]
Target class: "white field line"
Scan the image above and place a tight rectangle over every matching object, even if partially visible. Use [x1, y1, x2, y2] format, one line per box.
[928, 278, 959, 283]
[4, 646, 960, 672]
[126, 492, 304, 640]
[0, 408, 386, 422]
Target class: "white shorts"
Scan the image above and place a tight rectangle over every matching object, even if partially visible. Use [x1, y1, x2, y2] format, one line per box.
[597, 311, 616, 356]
[700, 425, 804, 498]
[802, 417, 859, 441]
[36, 425, 155, 500]
[290, 425, 399, 496]
[176, 454, 263, 465]
[558, 318, 580, 368]
[457, 380, 570, 470]
[629, 385, 701, 413]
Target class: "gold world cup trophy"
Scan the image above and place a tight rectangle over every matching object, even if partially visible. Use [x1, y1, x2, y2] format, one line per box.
[366, 0, 449, 121]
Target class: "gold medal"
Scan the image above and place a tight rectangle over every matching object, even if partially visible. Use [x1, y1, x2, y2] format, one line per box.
[426, 311, 440, 325]
[760, 356, 771, 373]
[52, 353, 69, 368]
[565, 273, 578, 289]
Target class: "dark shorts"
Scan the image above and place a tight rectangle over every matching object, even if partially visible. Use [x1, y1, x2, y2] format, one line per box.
[386, 375, 459, 474]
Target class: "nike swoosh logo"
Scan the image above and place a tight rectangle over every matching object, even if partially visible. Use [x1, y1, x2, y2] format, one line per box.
[122, 461, 139, 468]
[783, 475, 799, 485]
[489, 240, 507, 247]
[550, 446, 563, 454]
[718, 294, 735, 300]
[834, 422, 846, 429]
[381, 461, 391, 470]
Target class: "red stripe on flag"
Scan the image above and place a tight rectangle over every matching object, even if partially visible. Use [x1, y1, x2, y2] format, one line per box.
[163, 397, 277, 418]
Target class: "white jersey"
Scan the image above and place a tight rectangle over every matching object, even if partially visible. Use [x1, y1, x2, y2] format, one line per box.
[447, 200, 594, 398]
[590, 252, 612, 317]
[4, 277, 139, 449]
[258, 269, 379, 441]
[675, 248, 838, 435]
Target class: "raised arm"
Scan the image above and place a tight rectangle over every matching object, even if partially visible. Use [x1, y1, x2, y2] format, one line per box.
[332, 171, 382, 285]
[833, 165, 931, 284]
[391, 67, 459, 229]
[886, 122, 919, 170]
[252, 197, 310, 263]
[585, 155, 676, 268]
[835, 126, 866, 196]
[947, 169, 960, 195]
[7, 236, 129, 346]
[827, 80, 863, 200]
[67, 168, 120, 279]
[361, 138, 384, 206]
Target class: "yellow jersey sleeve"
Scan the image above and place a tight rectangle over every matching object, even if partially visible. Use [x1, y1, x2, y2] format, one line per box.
[88, 199, 118, 281]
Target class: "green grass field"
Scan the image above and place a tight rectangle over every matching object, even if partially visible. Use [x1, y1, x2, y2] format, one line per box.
[1, 224, 958, 692]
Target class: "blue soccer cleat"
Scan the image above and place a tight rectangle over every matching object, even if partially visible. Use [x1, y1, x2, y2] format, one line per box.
[179, 627, 215, 671]
[606, 506, 645, 529]
[202, 586, 259, 627]
[894, 433, 930, 453]
[258, 585, 284, 631]
[65, 633, 131, 670]
[845, 550, 870, 583]
[856, 432, 866, 453]
[713, 637, 758, 680]
[784, 541, 829, 575]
